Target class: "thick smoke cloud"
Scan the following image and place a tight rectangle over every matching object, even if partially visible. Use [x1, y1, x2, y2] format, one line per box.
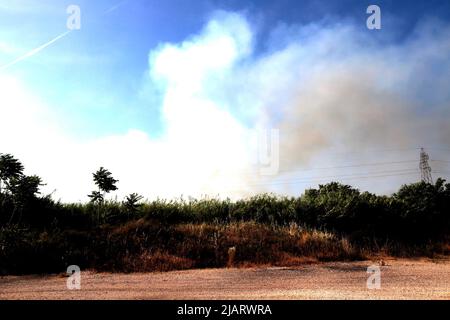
[146, 12, 450, 194]
[1, 12, 449, 201]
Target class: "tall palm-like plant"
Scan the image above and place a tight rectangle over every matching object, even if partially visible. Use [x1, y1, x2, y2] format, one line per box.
[88, 167, 118, 223]
[88, 167, 118, 202]
[124, 193, 143, 216]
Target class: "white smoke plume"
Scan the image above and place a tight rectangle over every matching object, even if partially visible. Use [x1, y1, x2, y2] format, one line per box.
[1, 12, 449, 201]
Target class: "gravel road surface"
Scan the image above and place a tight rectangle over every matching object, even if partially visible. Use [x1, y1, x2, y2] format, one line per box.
[1, 258, 449, 300]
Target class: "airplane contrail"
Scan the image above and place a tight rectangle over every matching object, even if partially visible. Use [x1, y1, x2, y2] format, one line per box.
[103, 0, 129, 15]
[0, 30, 72, 72]
[0, 1, 129, 72]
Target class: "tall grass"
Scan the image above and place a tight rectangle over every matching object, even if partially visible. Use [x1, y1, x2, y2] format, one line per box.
[0, 220, 365, 274]
[1, 180, 449, 275]
[1, 219, 448, 275]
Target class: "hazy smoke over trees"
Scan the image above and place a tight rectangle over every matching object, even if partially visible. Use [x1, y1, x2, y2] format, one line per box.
[1, 12, 449, 200]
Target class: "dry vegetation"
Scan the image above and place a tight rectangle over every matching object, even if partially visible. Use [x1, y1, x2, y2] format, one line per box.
[1, 155, 449, 275]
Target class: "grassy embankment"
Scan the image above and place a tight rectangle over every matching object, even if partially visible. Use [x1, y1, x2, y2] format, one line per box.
[1, 180, 449, 274]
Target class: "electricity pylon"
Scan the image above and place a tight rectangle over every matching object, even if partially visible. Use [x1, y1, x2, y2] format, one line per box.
[419, 148, 433, 184]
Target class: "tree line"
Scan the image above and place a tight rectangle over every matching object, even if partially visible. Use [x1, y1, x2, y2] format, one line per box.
[1, 152, 449, 242]
[0, 153, 146, 225]
[1, 152, 449, 275]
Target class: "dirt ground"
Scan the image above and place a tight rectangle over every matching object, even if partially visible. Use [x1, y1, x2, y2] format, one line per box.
[1, 258, 449, 300]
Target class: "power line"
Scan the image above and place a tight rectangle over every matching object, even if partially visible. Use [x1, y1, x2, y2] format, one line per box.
[222, 171, 420, 193]
[431, 159, 450, 164]
[278, 160, 417, 175]
[427, 147, 450, 152]
[210, 159, 419, 178]
[435, 171, 450, 175]
[222, 148, 450, 192]
[245, 169, 419, 187]
[325, 147, 420, 156]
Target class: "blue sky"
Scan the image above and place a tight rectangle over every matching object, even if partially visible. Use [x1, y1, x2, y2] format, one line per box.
[2, 0, 450, 138]
[1, 0, 450, 201]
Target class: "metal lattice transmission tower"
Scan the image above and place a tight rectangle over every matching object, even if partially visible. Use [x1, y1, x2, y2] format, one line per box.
[419, 148, 433, 184]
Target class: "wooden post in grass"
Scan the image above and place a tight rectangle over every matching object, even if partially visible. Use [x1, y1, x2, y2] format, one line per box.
[227, 246, 236, 268]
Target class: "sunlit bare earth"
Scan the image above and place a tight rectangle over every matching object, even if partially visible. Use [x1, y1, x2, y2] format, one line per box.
[1, 259, 449, 300]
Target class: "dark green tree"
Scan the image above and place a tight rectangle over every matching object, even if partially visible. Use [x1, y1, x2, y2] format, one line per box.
[88, 167, 118, 223]
[8, 175, 44, 224]
[393, 178, 450, 239]
[0, 154, 24, 195]
[9, 175, 43, 200]
[88, 167, 118, 204]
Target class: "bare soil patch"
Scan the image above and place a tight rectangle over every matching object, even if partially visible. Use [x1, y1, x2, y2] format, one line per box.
[1, 258, 449, 300]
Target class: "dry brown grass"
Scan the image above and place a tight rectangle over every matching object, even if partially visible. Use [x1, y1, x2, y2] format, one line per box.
[121, 251, 194, 272]
[91, 220, 370, 272]
[108, 221, 366, 272]
[2, 218, 446, 275]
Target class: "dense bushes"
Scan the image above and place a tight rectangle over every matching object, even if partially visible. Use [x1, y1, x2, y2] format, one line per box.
[4, 180, 449, 240]
[1, 177, 449, 275]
